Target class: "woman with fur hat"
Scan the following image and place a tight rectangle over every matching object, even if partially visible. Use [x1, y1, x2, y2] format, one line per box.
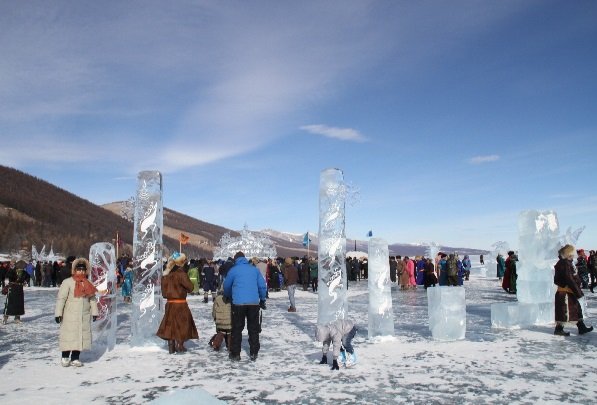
[156, 252, 198, 354]
[554, 244, 593, 336]
[54, 258, 98, 367]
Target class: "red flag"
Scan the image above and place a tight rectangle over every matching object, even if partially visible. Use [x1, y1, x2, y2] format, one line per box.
[179, 233, 190, 245]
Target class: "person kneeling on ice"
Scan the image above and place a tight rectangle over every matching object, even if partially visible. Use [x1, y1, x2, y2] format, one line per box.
[316, 319, 357, 370]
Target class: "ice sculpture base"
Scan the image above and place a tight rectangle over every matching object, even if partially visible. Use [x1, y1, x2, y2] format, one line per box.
[427, 286, 466, 341]
[491, 302, 554, 329]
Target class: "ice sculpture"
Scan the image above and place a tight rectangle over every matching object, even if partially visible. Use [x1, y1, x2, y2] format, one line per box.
[90, 242, 117, 352]
[492, 210, 572, 328]
[213, 225, 277, 260]
[368, 238, 394, 338]
[517, 211, 560, 304]
[427, 287, 466, 341]
[318, 168, 348, 325]
[131, 171, 164, 346]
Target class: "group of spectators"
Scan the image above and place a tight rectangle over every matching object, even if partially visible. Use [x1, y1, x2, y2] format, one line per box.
[0, 259, 75, 289]
[389, 253, 472, 290]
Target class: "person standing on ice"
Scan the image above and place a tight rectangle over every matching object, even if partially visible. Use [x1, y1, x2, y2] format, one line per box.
[554, 244, 593, 336]
[223, 251, 267, 362]
[503, 251, 518, 294]
[496, 253, 506, 281]
[282, 257, 298, 312]
[316, 319, 358, 370]
[54, 258, 98, 367]
[462, 255, 472, 281]
[156, 252, 199, 354]
[588, 250, 597, 293]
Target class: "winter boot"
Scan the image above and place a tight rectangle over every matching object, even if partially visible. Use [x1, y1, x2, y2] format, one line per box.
[554, 324, 570, 336]
[2, 315, 7, 325]
[319, 354, 328, 364]
[203, 294, 209, 303]
[331, 359, 339, 370]
[168, 340, 176, 354]
[577, 320, 594, 335]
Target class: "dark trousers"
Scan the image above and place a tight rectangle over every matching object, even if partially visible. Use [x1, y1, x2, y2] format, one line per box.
[62, 350, 80, 360]
[342, 326, 357, 354]
[231, 305, 261, 356]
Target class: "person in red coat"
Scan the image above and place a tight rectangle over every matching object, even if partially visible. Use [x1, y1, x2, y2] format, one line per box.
[554, 244, 593, 336]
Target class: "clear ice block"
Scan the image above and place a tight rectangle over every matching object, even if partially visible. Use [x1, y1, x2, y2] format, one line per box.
[368, 237, 394, 338]
[427, 286, 466, 341]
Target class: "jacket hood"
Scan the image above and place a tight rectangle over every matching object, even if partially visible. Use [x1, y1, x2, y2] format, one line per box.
[71, 258, 91, 276]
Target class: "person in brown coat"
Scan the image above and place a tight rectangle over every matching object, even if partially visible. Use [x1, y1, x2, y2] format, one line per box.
[554, 244, 594, 336]
[282, 257, 298, 312]
[156, 253, 198, 354]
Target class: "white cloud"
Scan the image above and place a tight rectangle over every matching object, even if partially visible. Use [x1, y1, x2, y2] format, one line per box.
[469, 155, 500, 164]
[300, 124, 368, 142]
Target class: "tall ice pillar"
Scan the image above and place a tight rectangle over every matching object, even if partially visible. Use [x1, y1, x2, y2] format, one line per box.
[90, 242, 117, 352]
[368, 237, 394, 338]
[317, 168, 348, 325]
[131, 170, 164, 346]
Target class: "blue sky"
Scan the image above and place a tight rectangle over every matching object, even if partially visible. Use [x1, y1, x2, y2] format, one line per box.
[1, 1, 596, 250]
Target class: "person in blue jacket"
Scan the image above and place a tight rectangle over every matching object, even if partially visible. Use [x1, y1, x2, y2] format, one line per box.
[223, 251, 267, 362]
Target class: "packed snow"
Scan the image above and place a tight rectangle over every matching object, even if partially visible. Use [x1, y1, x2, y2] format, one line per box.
[1, 262, 596, 404]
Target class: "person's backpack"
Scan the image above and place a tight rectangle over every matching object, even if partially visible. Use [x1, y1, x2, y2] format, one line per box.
[447, 258, 458, 276]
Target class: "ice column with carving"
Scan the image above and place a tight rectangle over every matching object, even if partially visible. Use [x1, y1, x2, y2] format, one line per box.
[317, 168, 348, 325]
[131, 171, 164, 346]
[90, 242, 117, 352]
[368, 237, 394, 338]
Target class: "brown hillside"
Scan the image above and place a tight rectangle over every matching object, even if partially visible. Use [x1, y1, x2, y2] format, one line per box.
[0, 165, 194, 258]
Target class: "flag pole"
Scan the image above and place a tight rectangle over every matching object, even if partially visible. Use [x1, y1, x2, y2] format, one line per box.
[116, 231, 119, 259]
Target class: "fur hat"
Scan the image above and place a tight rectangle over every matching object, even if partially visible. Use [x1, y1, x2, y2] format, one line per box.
[284, 257, 293, 265]
[71, 258, 91, 275]
[559, 244, 575, 259]
[164, 252, 187, 276]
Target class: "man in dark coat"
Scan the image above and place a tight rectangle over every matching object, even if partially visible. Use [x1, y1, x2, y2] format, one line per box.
[554, 244, 593, 336]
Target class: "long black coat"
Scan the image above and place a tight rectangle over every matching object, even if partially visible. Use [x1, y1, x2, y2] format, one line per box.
[554, 258, 584, 323]
[3, 269, 25, 316]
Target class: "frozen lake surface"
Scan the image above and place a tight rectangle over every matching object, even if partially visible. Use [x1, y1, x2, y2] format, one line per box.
[2, 265, 596, 404]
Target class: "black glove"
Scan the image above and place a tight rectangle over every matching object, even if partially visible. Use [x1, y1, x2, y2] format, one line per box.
[93, 316, 98, 322]
[259, 300, 266, 310]
[319, 355, 328, 364]
[55, 316, 62, 324]
[331, 359, 339, 370]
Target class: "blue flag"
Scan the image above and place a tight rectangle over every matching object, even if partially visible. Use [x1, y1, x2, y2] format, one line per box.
[367, 230, 373, 237]
[302, 232, 311, 247]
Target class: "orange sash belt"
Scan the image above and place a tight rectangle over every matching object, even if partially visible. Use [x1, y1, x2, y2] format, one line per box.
[557, 286, 574, 294]
[167, 299, 187, 303]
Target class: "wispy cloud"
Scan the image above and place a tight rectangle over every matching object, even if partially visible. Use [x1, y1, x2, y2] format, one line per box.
[300, 124, 368, 142]
[469, 155, 500, 164]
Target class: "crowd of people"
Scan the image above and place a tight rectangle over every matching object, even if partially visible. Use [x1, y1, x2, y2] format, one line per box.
[2, 244, 595, 369]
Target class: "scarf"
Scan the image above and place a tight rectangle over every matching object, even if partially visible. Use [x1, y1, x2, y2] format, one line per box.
[73, 273, 97, 298]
